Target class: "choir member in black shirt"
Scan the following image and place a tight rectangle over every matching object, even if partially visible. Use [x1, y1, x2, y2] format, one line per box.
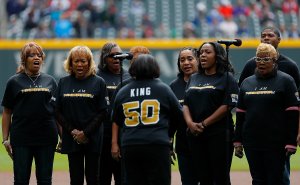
[55, 45, 108, 185]
[112, 54, 182, 185]
[183, 42, 239, 185]
[2, 42, 58, 184]
[234, 43, 299, 185]
[169, 47, 199, 185]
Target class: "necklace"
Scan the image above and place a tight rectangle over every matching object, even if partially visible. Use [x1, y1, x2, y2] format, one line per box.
[25, 72, 41, 86]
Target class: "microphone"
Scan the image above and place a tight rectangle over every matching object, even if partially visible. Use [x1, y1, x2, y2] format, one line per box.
[113, 53, 133, 60]
[217, 39, 242, 47]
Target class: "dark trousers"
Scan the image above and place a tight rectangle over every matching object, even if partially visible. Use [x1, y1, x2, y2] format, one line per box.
[122, 145, 171, 185]
[244, 147, 286, 185]
[68, 151, 99, 185]
[99, 138, 121, 185]
[188, 132, 233, 185]
[283, 156, 290, 185]
[12, 145, 56, 185]
[177, 153, 198, 185]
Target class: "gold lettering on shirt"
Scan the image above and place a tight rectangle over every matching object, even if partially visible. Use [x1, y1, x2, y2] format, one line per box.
[107, 86, 117, 90]
[64, 93, 94, 98]
[246, 91, 275, 95]
[190, 86, 216, 90]
[21, 88, 50, 93]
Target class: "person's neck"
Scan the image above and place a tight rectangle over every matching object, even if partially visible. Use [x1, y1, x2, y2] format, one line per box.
[25, 70, 40, 77]
[109, 68, 120, 74]
[183, 74, 191, 82]
[204, 69, 216, 76]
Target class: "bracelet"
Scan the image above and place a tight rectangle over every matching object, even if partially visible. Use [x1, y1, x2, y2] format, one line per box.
[2, 140, 8, 145]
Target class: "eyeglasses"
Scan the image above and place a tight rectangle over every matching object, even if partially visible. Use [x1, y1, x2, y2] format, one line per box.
[255, 57, 273, 63]
[107, 53, 122, 58]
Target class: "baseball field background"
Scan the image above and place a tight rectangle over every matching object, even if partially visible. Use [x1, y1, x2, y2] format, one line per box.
[1, 39, 300, 172]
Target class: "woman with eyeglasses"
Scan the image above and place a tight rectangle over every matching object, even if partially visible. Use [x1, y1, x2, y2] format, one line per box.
[169, 47, 199, 185]
[97, 42, 130, 185]
[1, 42, 58, 184]
[234, 43, 299, 185]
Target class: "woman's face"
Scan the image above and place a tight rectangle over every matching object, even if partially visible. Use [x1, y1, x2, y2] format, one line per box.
[106, 46, 122, 74]
[199, 43, 217, 74]
[25, 47, 43, 75]
[71, 53, 90, 79]
[179, 49, 198, 78]
[255, 53, 275, 76]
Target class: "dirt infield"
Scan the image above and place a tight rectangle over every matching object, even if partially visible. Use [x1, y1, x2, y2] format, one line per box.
[1, 171, 300, 185]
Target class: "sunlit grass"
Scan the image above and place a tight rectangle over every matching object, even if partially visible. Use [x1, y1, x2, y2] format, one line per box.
[1, 115, 300, 172]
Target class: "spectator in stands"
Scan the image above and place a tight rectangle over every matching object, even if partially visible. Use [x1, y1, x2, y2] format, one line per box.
[289, 24, 300, 38]
[233, 0, 250, 18]
[6, 0, 27, 17]
[56, 45, 108, 185]
[183, 22, 197, 38]
[1, 42, 58, 185]
[282, 0, 299, 14]
[260, 3, 276, 28]
[219, 15, 238, 38]
[238, 26, 300, 185]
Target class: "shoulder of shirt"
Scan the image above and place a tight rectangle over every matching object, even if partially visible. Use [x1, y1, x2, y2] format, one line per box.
[169, 76, 183, 86]
[277, 70, 294, 80]
[278, 54, 298, 65]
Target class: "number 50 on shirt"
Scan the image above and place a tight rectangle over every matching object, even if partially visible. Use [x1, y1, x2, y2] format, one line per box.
[122, 99, 160, 126]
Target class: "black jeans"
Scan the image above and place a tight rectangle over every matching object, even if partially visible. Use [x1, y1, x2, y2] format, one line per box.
[122, 145, 171, 185]
[244, 147, 286, 185]
[188, 132, 233, 185]
[177, 153, 198, 185]
[12, 145, 56, 185]
[68, 151, 99, 185]
[98, 137, 121, 185]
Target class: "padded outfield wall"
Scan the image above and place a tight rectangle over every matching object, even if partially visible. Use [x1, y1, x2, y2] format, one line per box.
[0, 39, 300, 111]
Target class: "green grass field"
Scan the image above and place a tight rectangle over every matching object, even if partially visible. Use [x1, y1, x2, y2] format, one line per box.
[1, 116, 300, 172]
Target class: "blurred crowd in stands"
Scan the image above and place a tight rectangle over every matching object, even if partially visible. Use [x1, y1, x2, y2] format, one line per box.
[3, 0, 300, 39]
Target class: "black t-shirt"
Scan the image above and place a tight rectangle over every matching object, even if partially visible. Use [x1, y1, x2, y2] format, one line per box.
[1, 72, 58, 146]
[112, 79, 182, 147]
[184, 72, 239, 137]
[55, 75, 108, 153]
[238, 54, 300, 88]
[97, 69, 131, 138]
[169, 75, 189, 154]
[237, 71, 299, 149]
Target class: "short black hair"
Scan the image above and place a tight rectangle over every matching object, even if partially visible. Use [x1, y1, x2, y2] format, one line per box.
[261, 26, 281, 38]
[129, 54, 160, 79]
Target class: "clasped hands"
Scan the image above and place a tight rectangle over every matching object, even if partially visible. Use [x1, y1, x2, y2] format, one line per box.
[71, 129, 89, 144]
[188, 121, 205, 136]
